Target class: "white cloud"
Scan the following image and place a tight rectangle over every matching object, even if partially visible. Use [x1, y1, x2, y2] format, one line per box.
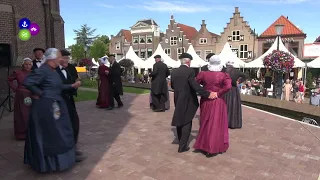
[127, 1, 231, 13]
[237, 0, 309, 4]
[98, 4, 115, 8]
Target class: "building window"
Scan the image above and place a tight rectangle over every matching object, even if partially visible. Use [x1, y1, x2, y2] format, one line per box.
[147, 35, 153, 44]
[232, 30, 240, 41]
[196, 50, 201, 57]
[164, 48, 171, 56]
[289, 42, 299, 57]
[205, 50, 212, 57]
[147, 49, 153, 57]
[170, 36, 178, 46]
[140, 49, 146, 58]
[199, 38, 207, 44]
[177, 47, 185, 56]
[239, 44, 248, 59]
[116, 42, 120, 50]
[263, 43, 271, 54]
[133, 36, 138, 44]
[139, 35, 145, 43]
[134, 50, 139, 56]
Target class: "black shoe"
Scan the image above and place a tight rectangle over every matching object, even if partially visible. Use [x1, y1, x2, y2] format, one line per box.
[76, 154, 87, 162]
[153, 109, 165, 112]
[106, 106, 114, 110]
[178, 147, 190, 153]
[206, 153, 218, 158]
[117, 104, 123, 108]
[76, 150, 83, 156]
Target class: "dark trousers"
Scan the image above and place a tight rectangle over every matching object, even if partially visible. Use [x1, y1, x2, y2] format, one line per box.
[176, 121, 192, 150]
[64, 95, 80, 144]
[151, 92, 166, 110]
[110, 85, 123, 107]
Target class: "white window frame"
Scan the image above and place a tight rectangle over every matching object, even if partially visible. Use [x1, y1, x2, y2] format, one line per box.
[170, 36, 178, 46]
[164, 48, 171, 56]
[199, 38, 207, 44]
[133, 36, 139, 44]
[196, 50, 201, 57]
[140, 49, 146, 58]
[146, 35, 153, 44]
[116, 41, 120, 50]
[139, 35, 146, 44]
[232, 30, 240, 41]
[147, 48, 153, 57]
[177, 47, 185, 57]
[239, 44, 248, 59]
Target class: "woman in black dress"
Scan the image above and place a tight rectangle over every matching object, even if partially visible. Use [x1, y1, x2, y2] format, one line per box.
[23, 48, 81, 172]
[223, 59, 246, 129]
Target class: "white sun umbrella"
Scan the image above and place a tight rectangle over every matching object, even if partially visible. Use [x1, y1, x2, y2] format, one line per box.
[144, 44, 180, 69]
[186, 44, 207, 68]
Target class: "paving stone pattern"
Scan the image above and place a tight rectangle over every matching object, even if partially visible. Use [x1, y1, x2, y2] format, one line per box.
[0, 93, 319, 180]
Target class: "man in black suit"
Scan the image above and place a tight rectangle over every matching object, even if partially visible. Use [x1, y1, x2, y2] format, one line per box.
[57, 49, 85, 162]
[107, 54, 123, 110]
[149, 55, 170, 112]
[31, 48, 45, 70]
[201, 53, 215, 71]
[171, 53, 215, 153]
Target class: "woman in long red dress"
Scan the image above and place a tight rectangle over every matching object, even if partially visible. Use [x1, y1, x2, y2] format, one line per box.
[193, 55, 232, 157]
[7, 58, 33, 140]
[96, 57, 111, 108]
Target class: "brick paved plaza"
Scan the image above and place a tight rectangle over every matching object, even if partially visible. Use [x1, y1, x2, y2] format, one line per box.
[0, 93, 319, 180]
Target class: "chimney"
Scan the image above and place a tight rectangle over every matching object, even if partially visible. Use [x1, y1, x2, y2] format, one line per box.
[235, 7, 239, 13]
[170, 15, 174, 20]
[286, 16, 288, 19]
[201, 20, 206, 26]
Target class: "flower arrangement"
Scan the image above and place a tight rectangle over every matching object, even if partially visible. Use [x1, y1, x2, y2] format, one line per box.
[263, 50, 294, 73]
[79, 58, 93, 67]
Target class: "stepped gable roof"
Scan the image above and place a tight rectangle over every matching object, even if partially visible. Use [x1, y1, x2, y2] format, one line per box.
[260, 15, 305, 37]
[177, 23, 198, 40]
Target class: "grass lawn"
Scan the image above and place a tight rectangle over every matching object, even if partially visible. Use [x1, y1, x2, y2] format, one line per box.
[75, 87, 150, 102]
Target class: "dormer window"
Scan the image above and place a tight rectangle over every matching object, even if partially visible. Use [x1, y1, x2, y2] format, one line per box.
[199, 38, 207, 44]
[133, 36, 138, 44]
[147, 35, 152, 44]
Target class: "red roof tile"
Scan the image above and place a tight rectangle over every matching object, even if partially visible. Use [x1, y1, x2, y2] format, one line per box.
[260, 15, 305, 37]
[121, 29, 132, 42]
[177, 23, 198, 40]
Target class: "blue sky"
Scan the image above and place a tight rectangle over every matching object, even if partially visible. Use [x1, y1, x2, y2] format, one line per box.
[61, 0, 319, 47]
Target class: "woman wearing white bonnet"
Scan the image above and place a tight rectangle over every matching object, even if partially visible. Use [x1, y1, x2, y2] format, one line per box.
[223, 57, 246, 129]
[7, 57, 33, 140]
[193, 55, 232, 157]
[96, 56, 112, 108]
[23, 48, 82, 172]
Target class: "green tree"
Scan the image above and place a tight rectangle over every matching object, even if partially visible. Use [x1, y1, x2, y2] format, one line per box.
[89, 39, 107, 60]
[69, 43, 85, 63]
[73, 24, 98, 47]
[306, 72, 314, 88]
[95, 35, 110, 54]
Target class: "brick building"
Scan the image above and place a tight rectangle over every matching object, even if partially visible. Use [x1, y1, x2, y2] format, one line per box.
[0, 0, 64, 103]
[0, 0, 65, 66]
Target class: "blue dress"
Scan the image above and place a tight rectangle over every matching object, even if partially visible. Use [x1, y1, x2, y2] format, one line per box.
[23, 63, 76, 172]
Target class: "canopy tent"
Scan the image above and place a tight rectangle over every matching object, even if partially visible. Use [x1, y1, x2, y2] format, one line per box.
[219, 42, 246, 68]
[307, 56, 320, 68]
[91, 58, 99, 68]
[185, 45, 207, 68]
[246, 36, 305, 68]
[144, 44, 180, 69]
[118, 46, 145, 68]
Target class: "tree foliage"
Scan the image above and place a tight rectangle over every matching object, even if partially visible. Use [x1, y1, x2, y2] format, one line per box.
[89, 35, 109, 59]
[69, 43, 85, 63]
[306, 72, 314, 88]
[73, 24, 99, 47]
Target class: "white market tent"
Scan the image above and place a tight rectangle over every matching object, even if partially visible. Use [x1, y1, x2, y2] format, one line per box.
[307, 56, 320, 68]
[186, 44, 207, 68]
[144, 44, 180, 69]
[91, 58, 99, 68]
[246, 36, 305, 68]
[219, 42, 246, 68]
[118, 46, 145, 68]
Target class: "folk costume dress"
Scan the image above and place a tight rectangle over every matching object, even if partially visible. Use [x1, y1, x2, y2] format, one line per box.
[23, 63, 76, 172]
[96, 64, 111, 108]
[7, 69, 32, 140]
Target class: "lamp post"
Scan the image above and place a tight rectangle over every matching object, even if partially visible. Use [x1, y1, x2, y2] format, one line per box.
[274, 24, 284, 99]
[84, 46, 88, 58]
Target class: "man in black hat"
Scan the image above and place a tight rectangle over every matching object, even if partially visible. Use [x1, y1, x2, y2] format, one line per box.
[170, 53, 215, 153]
[32, 48, 45, 70]
[106, 54, 123, 110]
[149, 54, 170, 112]
[57, 49, 85, 162]
[201, 53, 215, 71]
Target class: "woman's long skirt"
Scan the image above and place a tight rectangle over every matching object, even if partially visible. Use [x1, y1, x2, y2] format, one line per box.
[13, 89, 32, 140]
[193, 98, 229, 154]
[24, 98, 76, 172]
[149, 90, 170, 110]
[223, 87, 242, 129]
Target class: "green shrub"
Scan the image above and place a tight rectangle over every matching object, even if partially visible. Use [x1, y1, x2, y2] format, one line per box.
[306, 72, 314, 88]
[81, 78, 98, 88]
